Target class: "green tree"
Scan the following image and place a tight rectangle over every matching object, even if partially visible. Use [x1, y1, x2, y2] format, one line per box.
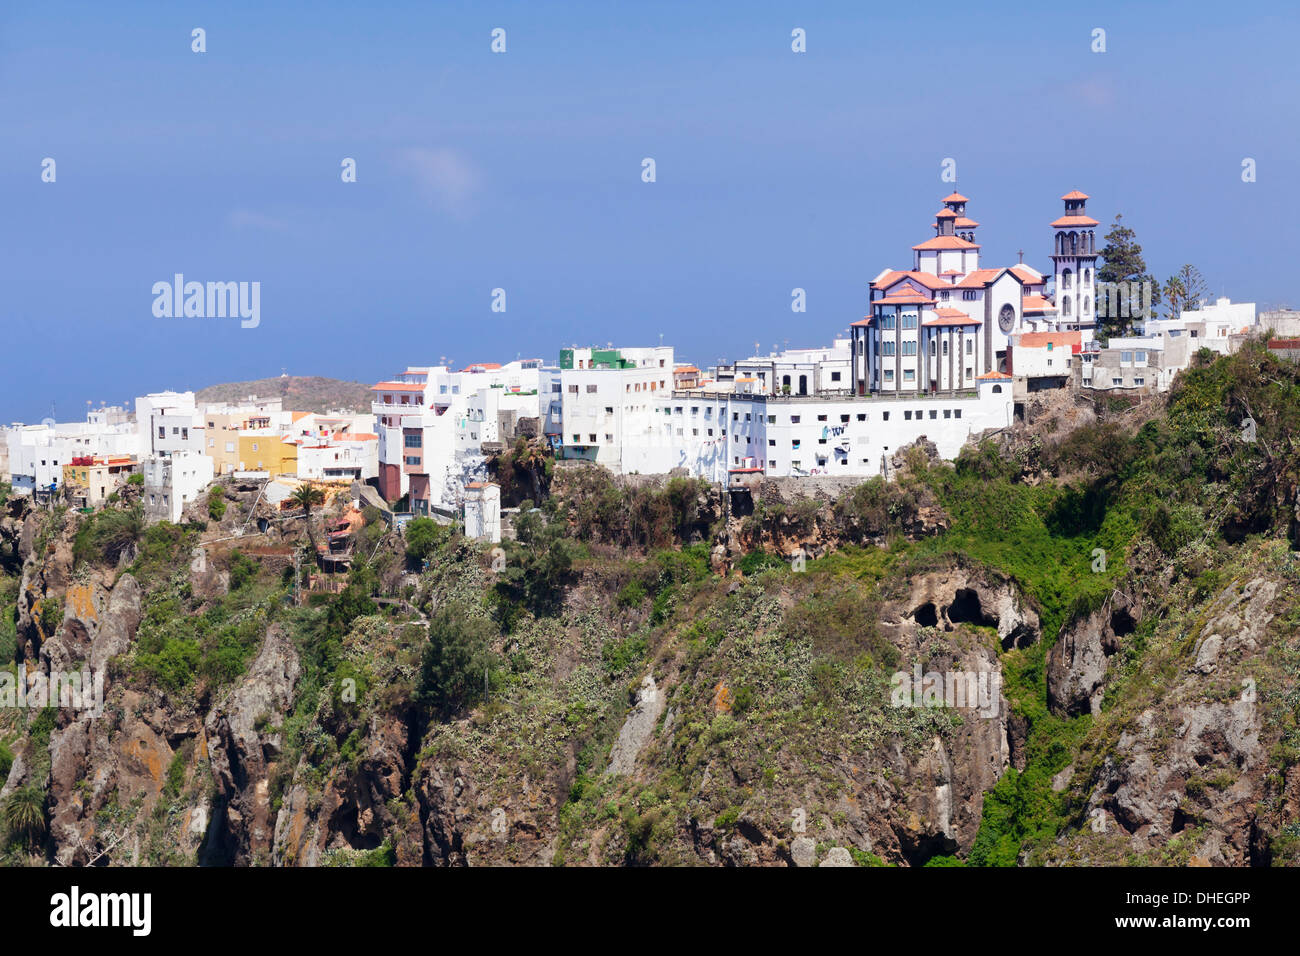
[404, 517, 445, 564]
[3, 786, 47, 850]
[415, 603, 498, 719]
[1096, 214, 1161, 338]
[1162, 263, 1208, 320]
[290, 484, 326, 547]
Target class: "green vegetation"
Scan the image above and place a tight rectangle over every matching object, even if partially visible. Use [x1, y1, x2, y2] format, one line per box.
[404, 517, 446, 563]
[207, 492, 227, 522]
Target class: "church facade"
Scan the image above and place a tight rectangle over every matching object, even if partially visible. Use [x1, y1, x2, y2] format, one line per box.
[850, 191, 1100, 397]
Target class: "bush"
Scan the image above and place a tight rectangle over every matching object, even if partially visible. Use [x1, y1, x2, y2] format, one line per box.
[415, 603, 499, 719]
[207, 493, 227, 522]
[404, 517, 445, 563]
[73, 504, 147, 566]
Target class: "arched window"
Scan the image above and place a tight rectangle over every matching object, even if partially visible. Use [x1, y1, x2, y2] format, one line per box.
[1070, 232, 1078, 254]
[1062, 268, 1073, 289]
[1083, 297, 1091, 313]
[992, 384, 1003, 393]
[798, 375, 808, 395]
[942, 340, 949, 356]
[1084, 268, 1091, 284]
[1062, 297, 1072, 317]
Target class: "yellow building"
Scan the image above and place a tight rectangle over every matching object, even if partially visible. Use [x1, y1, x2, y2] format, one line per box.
[62, 456, 139, 508]
[237, 433, 299, 476]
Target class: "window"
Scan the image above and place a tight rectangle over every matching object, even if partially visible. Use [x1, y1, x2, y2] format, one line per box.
[943, 409, 951, 419]
[252, 442, 259, 452]
[769, 460, 777, 468]
[904, 410, 912, 420]
[568, 384, 579, 393]
[792, 439, 801, 448]
[817, 414, 827, 422]
[404, 434, 422, 448]
[929, 410, 937, 419]
[954, 409, 961, 418]
[901, 313, 918, 330]
[882, 412, 890, 421]
[903, 369, 915, 382]
[963, 291, 978, 301]
[225, 441, 234, 453]
[966, 339, 973, 355]
[1134, 378, 1145, 386]
[551, 383, 561, 393]
[942, 341, 948, 356]
[831, 371, 841, 382]
[857, 413, 866, 421]
[605, 406, 614, 414]
[589, 434, 597, 443]
[1121, 351, 1133, 363]
[840, 414, 850, 423]
[404, 455, 420, 466]
[767, 415, 776, 424]
[586, 384, 598, 393]
[884, 369, 894, 382]
[790, 415, 801, 424]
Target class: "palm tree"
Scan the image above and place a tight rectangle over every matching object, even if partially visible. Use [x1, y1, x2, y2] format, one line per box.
[290, 484, 326, 548]
[3, 786, 47, 850]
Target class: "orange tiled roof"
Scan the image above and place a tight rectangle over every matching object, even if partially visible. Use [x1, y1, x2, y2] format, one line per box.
[1061, 190, 1090, 200]
[977, 371, 1013, 380]
[371, 382, 425, 392]
[956, 268, 1005, 288]
[953, 217, 980, 228]
[941, 192, 969, 203]
[935, 208, 958, 218]
[1051, 215, 1100, 228]
[871, 270, 954, 291]
[1021, 295, 1058, 313]
[924, 310, 981, 327]
[1009, 266, 1042, 285]
[875, 291, 935, 306]
[913, 236, 979, 251]
[1016, 331, 1080, 348]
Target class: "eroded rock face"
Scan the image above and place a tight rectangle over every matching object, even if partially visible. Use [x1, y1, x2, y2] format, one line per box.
[904, 565, 1041, 651]
[1068, 576, 1281, 866]
[1046, 594, 1139, 717]
[205, 624, 300, 865]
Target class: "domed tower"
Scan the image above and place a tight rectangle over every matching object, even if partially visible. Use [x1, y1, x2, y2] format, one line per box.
[1050, 190, 1099, 332]
[938, 192, 980, 242]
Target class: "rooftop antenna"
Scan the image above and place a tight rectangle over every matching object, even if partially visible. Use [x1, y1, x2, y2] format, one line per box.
[1017, 249, 1024, 264]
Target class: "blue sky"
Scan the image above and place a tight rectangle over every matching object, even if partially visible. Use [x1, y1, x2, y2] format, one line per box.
[3, 0, 1297, 422]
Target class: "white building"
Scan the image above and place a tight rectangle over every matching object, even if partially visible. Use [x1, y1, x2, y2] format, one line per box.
[668, 375, 1012, 481]
[135, 391, 206, 459]
[5, 417, 138, 498]
[135, 391, 214, 523]
[463, 481, 501, 543]
[141, 451, 215, 523]
[548, 346, 677, 473]
[851, 190, 1104, 400]
[373, 360, 543, 514]
[296, 435, 379, 482]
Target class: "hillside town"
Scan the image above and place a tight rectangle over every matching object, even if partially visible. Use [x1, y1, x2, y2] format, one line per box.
[6, 189, 1299, 550]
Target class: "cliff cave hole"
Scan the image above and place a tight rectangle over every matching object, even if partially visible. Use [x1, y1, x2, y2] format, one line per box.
[946, 588, 996, 629]
[1109, 608, 1136, 639]
[912, 602, 939, 627]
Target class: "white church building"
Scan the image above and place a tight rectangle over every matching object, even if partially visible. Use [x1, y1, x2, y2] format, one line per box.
[850, 190, 1101, 397]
